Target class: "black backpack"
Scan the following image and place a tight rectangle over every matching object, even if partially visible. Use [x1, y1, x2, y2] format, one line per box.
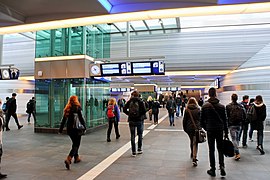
[129, 100, 140, 118]
[229, 104, 244, 125]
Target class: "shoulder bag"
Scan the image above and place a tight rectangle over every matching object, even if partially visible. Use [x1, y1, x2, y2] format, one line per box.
[187, 109, 206, 143]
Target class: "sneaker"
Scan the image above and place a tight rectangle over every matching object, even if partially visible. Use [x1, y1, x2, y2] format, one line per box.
[235, 153, 241, 161]
[107, 139, 111, 142]
[207, 169, 216, 177]
[257, 146, 265, 155]
[131, 152, 136, 157]
[137, 149, 143, 154]
[6, 128, 10, 131]
[192, 159, 198, 167]
[18, 125, 23, 130]
[249, 138, 253, 142]
[242, 144, 248, 148]
[220, 167, 226, 176]
[116, 135, 120, 139]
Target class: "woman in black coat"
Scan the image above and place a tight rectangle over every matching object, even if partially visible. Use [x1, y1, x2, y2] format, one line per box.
[251, 95, 266, 155]
[59, 95, 86, 170]
[183, 97, 201, 166]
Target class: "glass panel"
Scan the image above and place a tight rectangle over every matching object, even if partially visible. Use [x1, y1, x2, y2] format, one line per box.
[130, 20, 147, 31]
[144, 19, 161, 29]
[162, 18, 177, 29]
[114, 22, 127, 32]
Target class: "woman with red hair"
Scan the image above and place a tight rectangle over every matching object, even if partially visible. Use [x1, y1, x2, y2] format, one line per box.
[59, 95, 86, 170]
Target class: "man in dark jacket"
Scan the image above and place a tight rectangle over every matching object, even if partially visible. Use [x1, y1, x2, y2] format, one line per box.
[26, 97, 36, 124]
[5, 93, 23, 131]
[226, 94, 246, 161]
[200, 88, 228, 177]
[123, 91, 146, 157]
[166, 96, 177, 126]
[239, 95, 249, 147]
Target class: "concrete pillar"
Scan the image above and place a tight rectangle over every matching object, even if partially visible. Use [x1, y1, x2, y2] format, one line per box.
[0, 35, 3, 65]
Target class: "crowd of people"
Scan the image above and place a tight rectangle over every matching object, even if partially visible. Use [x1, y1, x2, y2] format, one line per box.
[0, 90, 268, 178]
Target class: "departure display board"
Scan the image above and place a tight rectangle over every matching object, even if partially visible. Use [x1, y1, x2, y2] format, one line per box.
[0, 68, 20, 80]
[100, 61, 165, 76]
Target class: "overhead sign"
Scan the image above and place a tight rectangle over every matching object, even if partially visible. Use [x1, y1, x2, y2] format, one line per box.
[0, 67, 20, 80]
[100, 61, 165, 76]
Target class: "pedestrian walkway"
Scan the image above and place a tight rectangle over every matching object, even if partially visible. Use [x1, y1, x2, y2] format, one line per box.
[2, 109, 270, 180]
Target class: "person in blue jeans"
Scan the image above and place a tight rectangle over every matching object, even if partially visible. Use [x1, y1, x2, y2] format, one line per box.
[123, 91, 146, 157]
[166, 96, 177, 126]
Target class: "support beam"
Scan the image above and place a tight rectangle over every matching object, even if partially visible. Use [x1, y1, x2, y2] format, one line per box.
[176, 17, 181, 33]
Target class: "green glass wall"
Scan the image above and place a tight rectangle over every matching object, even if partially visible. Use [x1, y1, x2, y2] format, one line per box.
[35, 25, 111, 58]
[35, 78, 110, 129]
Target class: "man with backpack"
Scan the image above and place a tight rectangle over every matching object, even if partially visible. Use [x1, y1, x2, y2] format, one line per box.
[226, 94, 246, 161]
[123, 91, 146, 157]
[166, 96, 177, 126]
[26, 97, 36, 124]
[239, 95, 249, 147]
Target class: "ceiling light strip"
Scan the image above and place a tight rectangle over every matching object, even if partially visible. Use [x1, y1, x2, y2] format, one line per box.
[165, 70, 230, 76]
[1, 2, 270, 35]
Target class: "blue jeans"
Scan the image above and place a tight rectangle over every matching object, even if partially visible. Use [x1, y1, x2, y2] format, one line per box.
[257, 130, 264, 147]
[229, 126, 241, 154]
[176, 105, 181, 117]
[129, 121, 143, 153]
[168, 112, 175, 126]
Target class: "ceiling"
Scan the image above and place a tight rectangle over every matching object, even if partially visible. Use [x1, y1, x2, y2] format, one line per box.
[1, 0, 270, 89]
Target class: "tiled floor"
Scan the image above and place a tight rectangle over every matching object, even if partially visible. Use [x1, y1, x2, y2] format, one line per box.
[2, 109, 270, 180]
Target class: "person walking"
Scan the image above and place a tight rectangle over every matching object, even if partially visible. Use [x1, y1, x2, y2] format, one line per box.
[147, 96, 153, 121]
[106, 98, 120, 142]
[26, 97, 36, 124]
[248, 98, 255, 141]
[200, 88, 228, 177]
[183, 97, 201, 166]
[152, 99, 161, 125]
[175, 94, 182, 117]
[0, 105, 7, 179]
[166, 96, 177, 126]
[226, 94, 246, 161]
[59, 95, 86, 170]
[239, 95, 249, 147]
[5, 93, 23, 131]
[250, 95, 267, 155]
[123, 91, 146, 157]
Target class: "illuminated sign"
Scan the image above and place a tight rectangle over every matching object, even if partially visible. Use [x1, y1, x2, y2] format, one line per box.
[100, 61, 165, 76]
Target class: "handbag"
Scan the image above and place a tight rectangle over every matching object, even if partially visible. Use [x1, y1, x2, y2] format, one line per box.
[73, 112, 86, 135]
[187, 109, 206, 143]
[223, 138, 234, 157]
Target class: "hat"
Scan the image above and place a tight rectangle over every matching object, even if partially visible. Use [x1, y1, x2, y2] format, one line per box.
[12, 93, 17, 96]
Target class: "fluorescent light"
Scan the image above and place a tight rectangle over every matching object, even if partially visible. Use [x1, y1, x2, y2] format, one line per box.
[165, 70, 230, 76]
[230, 66, 270, 74]
[35, 55, 94, 62]
[98, 0, 113, 13]
[1, 2, 270, 35]
[18, 76, 35, 80]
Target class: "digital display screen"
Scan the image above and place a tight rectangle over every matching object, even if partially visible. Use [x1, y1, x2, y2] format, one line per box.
[160, 87, 167, 91]
[132, 62, 151, 74]
[101, 64, 120, 76]
[100, 60, 165, 76]
[111, 88, 119, 92]
[170, 87, 178, 91]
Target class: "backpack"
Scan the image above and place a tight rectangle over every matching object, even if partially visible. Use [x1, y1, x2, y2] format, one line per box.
[107, 105, 115, 119]
[129, 100, 140, 118]
[229, 104, 244, 125]
[247, 105, 257, 122]
[2, 102, 7, 112]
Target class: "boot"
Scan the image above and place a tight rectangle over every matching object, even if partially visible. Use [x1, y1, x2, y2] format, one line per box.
[64, 156, 72, 170]
[74, 155, 81, 163]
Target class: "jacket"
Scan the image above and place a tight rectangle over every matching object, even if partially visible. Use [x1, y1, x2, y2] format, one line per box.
[183, 104, 201, 134]
[251, 103, 266, 130]
[7, 98, 17, 114]
[123, 97, 146, 122]
[152, 101, 161, 114]
[59, 106, 86, 135]
[226, 102, 246, 126]
[166, 99, 177, 113]
[200, 97, 228, 133]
